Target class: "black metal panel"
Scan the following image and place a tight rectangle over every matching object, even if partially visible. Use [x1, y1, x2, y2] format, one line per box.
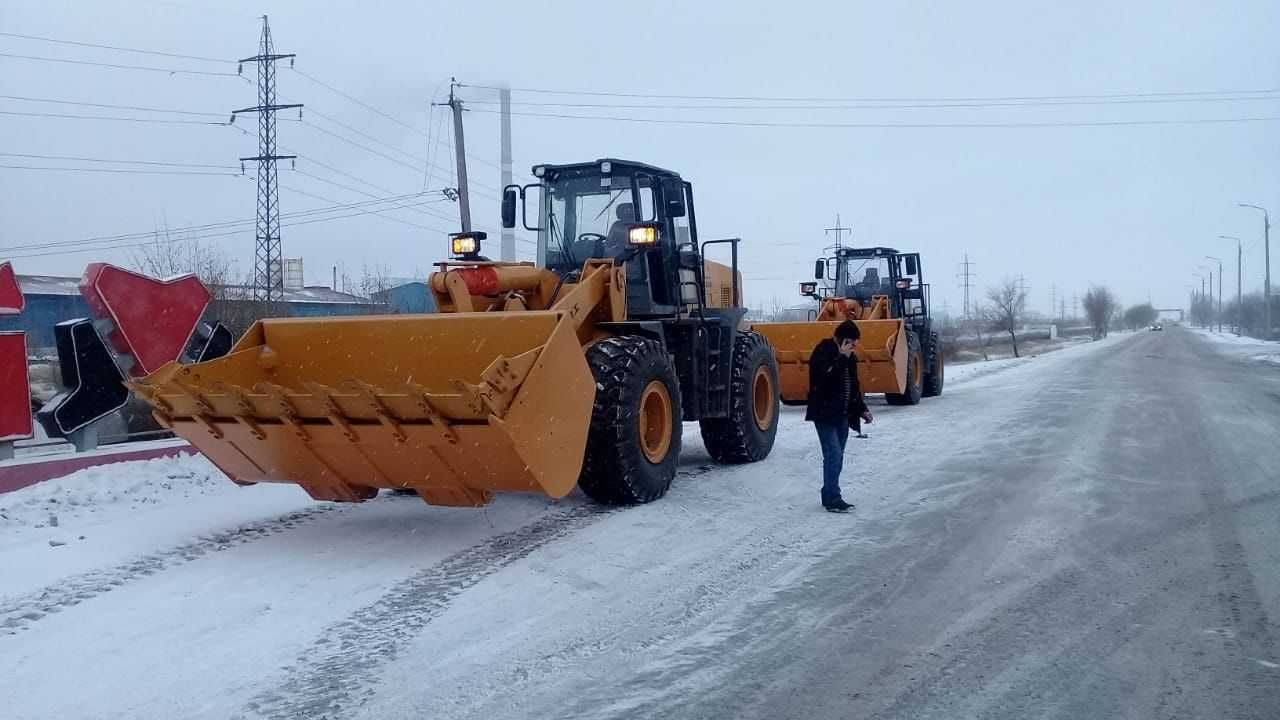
[37, 318, 128, 438]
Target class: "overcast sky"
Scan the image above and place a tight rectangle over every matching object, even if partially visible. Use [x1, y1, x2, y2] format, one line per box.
[3, 0, 1278, 316]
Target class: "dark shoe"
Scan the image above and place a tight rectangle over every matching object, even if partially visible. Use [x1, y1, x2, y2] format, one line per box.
[823, 499, 854, 513]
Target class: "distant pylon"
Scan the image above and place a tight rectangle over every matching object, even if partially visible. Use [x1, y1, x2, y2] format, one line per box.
[234, 16, 301, 302]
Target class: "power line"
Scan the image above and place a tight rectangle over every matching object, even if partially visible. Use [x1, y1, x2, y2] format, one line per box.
[461, 81, 1280, 103]
[0, 151, 239, 169]
[463, 94, 1280, 111]
[290, 67, 425, 136]
[281, 183, 452, 233]
[470, 107, 1280, 129]
[0, 191, 439, 253]
[0, 109, 229, 125]
[0, 51, 243, 77]
[299, 119, 501, 196]
[0, 162, 243, 176]
[0, 94, 227, 117]
[3, 199, 451, 259]
[0, 31, 232, 63]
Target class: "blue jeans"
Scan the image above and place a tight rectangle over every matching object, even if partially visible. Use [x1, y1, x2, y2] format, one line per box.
[814, 421, 850, 505]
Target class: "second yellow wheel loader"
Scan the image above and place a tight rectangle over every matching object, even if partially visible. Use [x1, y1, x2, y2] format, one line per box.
[754, 246, 943, 407]
[132, 159, 781, 508]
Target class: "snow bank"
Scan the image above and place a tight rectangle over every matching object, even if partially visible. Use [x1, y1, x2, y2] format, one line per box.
[1191, 327, 1280, 364]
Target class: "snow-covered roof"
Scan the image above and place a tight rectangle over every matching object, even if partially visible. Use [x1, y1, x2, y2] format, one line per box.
[17, 275, 82, 296]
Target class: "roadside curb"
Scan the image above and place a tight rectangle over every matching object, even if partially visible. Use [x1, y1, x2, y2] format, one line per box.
[0, 440, 195, 495]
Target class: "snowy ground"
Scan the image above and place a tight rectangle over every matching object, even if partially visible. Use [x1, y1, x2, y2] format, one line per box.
[1190, 326, 1280, 365]
[3, 326, 1276, 720]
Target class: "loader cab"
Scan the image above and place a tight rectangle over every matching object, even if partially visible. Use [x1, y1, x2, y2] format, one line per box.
[829, 246, 930, 327]
[502, 159, 695, 319]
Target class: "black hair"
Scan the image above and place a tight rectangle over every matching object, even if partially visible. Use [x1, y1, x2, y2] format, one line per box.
[834, 319, 860, 342]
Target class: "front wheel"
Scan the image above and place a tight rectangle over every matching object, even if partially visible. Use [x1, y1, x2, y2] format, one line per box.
[579, 336, 683, 505]
[700, 331, 780, 463]
[885, 330, 924, 406]
[922, 331, 944, 397]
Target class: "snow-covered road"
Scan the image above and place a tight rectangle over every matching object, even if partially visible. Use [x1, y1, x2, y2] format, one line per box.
[3, 327, 1278, 719]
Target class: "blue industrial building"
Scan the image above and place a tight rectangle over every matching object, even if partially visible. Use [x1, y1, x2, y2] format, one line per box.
[0, 275, 383, 352]
[372, 281, 435, 314]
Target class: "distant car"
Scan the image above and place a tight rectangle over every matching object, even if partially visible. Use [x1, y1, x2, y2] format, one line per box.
[1150, 323, 1163, 331]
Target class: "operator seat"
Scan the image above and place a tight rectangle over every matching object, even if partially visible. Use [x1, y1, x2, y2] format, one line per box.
[603, 202, 636, 258]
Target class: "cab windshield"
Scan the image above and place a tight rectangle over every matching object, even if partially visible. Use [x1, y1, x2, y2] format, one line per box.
[538, 173, 654, 274]
[836, 255, 893, 300]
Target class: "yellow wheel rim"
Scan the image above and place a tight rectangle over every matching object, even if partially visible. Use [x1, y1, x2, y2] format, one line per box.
[638, 380, 673, 464]
[751, 365, 776, 431]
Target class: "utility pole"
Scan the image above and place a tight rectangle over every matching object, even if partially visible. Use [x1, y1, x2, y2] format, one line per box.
[824, 214, 851, 250]
[234, 16, 300, 303]
[1050, 283, 1057, 322]
[1072, 293, 1079, 322]
[448, 78, 471, 232]
[1206, 255, 1224, 332]
[1239, 204, 1270, 337]
[1219, 236, 1243, 335]
[499, 85, 514, 260]
[957, 254, 975, 320]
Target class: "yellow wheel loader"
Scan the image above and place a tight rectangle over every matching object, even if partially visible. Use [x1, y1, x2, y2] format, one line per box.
[131, 159, 780, 507]
[753, 246, 943, 407]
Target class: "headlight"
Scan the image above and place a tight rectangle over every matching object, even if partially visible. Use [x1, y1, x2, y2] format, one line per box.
[800, 282, 818, 296]
[896, 279, 912, 289]
[449, 231, 486, 258]
[627, 224, 659, 246]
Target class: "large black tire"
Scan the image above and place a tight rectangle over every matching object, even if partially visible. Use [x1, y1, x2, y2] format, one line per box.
[579, 336, 683, 505]
[922, 331, 944, 397]
[885, 330, 924, 406]
[699, 331, 780, 464]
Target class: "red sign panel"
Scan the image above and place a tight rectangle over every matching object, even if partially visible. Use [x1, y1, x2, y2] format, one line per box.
[0, 261, 22, 315]
[0, 332, 33, 441]
[79, 263, 212, 377]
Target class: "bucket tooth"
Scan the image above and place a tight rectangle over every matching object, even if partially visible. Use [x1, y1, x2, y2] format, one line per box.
[214, 382, 267, 441]
[406, 383, 459, 444]
[345, 379, 407, 443]
[256, 381, 311, 442]
[303, 381, 360, 443]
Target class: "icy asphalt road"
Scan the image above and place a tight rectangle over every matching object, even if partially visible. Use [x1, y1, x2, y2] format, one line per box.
[2, 327, 1277, 719]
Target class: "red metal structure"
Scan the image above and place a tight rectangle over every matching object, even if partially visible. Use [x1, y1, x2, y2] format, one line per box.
[79, 263, 212, 376]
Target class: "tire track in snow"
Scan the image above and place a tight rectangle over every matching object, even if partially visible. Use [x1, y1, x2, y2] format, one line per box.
[237, 502, 620, 720]
[0, 506, 340, 637]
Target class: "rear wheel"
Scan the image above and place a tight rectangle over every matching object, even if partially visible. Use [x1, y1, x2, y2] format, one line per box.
[579, 336, 682, 504]
[700, 331, 780, 463]
[885, 331, 924, 405]
[922, 331, 944, 397]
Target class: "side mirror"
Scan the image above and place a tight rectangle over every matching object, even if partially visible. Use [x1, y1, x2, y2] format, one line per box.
[662, 177, 686, 218]
[814, 259, 825, 279]
[905, 255, 918, 276]
[501, 187, 518, 229]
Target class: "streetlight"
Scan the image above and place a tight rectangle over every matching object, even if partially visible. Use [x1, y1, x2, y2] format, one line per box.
[1206, 255, 1223, 332]
[1193, 272, 1206, 327]
[1218, 235, 1243, 335]
[1238, 203, 1270, 337]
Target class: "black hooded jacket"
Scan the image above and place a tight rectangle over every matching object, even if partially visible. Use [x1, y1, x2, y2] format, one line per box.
[804, 337, 868, 426]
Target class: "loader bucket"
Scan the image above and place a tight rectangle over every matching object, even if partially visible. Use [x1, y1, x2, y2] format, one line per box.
[132, 312, 596, 507]
[753, 319, 907, 402]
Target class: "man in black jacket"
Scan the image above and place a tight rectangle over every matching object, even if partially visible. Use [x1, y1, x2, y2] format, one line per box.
[805, 319, 874, 512]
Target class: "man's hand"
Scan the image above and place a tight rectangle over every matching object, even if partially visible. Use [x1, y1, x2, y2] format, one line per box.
[861, 409, 874, 425]
[838, 339, 856, 357]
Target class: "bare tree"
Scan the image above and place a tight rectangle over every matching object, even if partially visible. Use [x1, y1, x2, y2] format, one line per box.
[1082, 286, 1116, 339]
[968, 301, 992, 361]
[130, 229, 280, 336]
[985, 278, 1027, 358]
[358, 262, 394, 299]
